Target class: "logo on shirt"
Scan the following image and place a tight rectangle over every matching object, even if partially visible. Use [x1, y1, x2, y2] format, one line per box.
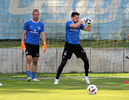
[70, 29, 79, 31]
[38, 26, 41, 30]
[30, 29, 38, 34]
[30, 26, 33, 28]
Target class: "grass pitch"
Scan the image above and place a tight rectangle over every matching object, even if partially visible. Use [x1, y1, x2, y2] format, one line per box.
[0, 77, 129, 100]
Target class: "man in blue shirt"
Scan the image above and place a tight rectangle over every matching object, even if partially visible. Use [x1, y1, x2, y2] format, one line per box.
[21, 9, 47, 82]
[54, 12, 93, 84]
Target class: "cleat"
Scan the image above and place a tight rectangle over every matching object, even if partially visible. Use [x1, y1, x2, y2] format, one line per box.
[54, 81, 59, 84]
[27, 77, 31, 82]
[54, 79, 59, 84]
[0, 83, 3, 86]
[125, 56, 129, 59]
[84, 77, 90, 84]
[32, 78, 40, 81]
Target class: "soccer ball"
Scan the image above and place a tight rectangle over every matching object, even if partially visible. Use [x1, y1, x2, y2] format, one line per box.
[85, 18, 94, 26]
[87, 84, 97, 95]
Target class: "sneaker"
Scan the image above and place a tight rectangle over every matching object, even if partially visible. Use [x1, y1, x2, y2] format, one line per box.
[125, 56, 129, 59]
[0, 83, 3, 86]
[54, 79, 59, 84]
[32, 78, 40, 81]
[84, 77, 90, 84]
[27, 77, 31, 82]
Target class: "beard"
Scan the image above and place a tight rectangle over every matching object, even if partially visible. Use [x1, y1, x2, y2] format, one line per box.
[73, 20, 79, 23]
[34, 17, 38, 20]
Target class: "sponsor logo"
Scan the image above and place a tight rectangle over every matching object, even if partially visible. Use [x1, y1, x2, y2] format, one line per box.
[81, 50, 85, 53]
[30, 29, 38, 34]
[30, 26, 33, 28]
[26, 50, 28, 54]
[70, 29, 79, 32]
[64, 51, 67, 56]
[38, 26, 40, 30]
[36, 53, 39, 57]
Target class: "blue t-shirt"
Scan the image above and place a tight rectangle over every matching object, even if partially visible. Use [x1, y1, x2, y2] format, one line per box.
[65, 21, 85, 44]
[23, 19, 44, 45]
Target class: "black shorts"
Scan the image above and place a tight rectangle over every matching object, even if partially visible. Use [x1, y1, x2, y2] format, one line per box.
[25, 43, 39, 57]
[62, 42, 87, 59]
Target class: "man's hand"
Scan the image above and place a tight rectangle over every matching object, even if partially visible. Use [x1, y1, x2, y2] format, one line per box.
[81, 16, 89, 22]
[85, 18, 94, 27]
[21, 42, 26, 52]
[42, 42, 47, 53]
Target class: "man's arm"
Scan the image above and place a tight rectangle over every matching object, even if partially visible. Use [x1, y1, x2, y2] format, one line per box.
[21, 30, 27, 42]
[41, 32, 46, 43]
[41, 32, 47, 53]
[69, 16, 87, 28]
[21, 29, 27, 52]
[83, 26, 91, 32]
[69, 20, 83, 28]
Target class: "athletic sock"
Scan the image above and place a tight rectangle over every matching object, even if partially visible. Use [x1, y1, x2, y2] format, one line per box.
[26, 71, 30, 78]
[55, 79, 59, 82]
[32, 72, 36, 79]
[85, 76, 89, 79]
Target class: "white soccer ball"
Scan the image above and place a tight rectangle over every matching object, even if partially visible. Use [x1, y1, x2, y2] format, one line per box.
[85, 18, 94, 26]
[87, 84, 97, 95]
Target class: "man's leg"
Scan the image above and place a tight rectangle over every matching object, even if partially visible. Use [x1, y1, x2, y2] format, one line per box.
[81, 57, 89, 75]
[80, 54, 90, 84]
[54, 42, 73, 84]
[54, 58, 68, 84]
[56, 58, 68, 79]
[32, 57, 39, 81]
[75, 45, 90, 84]
[26, 55, 32, 82]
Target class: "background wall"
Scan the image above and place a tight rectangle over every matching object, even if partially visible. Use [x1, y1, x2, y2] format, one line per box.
[0, 48, 129, 73]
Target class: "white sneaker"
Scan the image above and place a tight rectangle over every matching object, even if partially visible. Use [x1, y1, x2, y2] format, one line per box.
[125, 56, 129, 59]
[0, 83, 3, 86]
[32, 78, 40, 81]
[27, 77, 31, 82]
[84, 77, 90, 84]
[54, 79, 59, 84]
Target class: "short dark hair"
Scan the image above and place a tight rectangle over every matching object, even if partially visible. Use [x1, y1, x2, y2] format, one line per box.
[71, 12, 80, 17]
[33, 9, 39, 14]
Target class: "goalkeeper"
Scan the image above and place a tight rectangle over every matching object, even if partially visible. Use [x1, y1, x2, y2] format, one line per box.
[54, 12, 93, 84]
[21, 9, 47, 82]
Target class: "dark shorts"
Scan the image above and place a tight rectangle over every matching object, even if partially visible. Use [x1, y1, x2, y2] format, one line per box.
[25, 43, 39, 57]
[62, 42, 87, 59]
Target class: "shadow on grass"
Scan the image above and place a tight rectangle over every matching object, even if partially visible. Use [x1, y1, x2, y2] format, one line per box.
[0, 78, 129, 94]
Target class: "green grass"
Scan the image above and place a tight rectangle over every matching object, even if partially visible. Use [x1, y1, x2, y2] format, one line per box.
[0, 39, 129, 48]
[0, 73, 129, 79]
[0, 78, 129, 100]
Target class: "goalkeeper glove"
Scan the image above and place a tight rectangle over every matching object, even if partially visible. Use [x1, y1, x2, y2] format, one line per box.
[42, 42, 47, 53]
[85, 18, 94, 27]
[81, 16, 89, 22]
[21, 42, 26, 52]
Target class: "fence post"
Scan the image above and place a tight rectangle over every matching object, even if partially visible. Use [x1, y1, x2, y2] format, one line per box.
[123, 49, 125, 72]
